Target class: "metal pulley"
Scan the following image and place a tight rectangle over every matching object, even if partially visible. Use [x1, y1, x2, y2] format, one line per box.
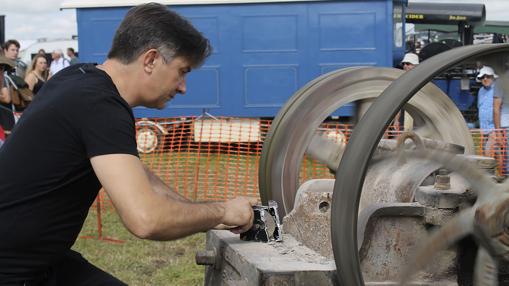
[259, 66, 474, 218]
[332, 43, 509, 286]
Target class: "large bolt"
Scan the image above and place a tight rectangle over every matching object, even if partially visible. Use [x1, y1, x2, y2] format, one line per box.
[434, 169, 451, 190]
[195, 249, 217, 266]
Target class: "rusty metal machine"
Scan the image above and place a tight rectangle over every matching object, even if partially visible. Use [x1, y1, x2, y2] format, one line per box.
[196, 44, 509, 285]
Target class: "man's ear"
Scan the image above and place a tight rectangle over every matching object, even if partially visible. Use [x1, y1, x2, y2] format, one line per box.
[143, 49, 159, 73]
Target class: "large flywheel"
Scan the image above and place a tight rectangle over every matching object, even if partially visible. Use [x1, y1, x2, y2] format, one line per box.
[332, 44, 509, 285]
[259, 66, 474, 217]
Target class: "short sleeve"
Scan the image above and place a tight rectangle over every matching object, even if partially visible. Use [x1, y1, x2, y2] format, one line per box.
[79, 94, 138, 158]
[495, 82, 504, 99]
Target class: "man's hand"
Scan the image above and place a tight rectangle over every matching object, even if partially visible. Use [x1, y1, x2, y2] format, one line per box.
[215, 196, 258, 234]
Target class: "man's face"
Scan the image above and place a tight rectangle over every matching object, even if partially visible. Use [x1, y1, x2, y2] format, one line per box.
[481, 75, 494, 88]
[52, 52, 60, 60]
[4, 44, 19, 60]
[402, 62, 415, 71]
[142, 55, 191, 109]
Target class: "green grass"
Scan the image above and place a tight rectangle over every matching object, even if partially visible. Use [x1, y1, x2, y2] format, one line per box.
[73, 207, 206, 285]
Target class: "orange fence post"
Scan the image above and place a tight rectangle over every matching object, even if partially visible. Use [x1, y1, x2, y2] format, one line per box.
[80, 191, 124, 244]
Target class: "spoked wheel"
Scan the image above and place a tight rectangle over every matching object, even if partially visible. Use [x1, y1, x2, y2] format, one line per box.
[136, 127, 161, 154]
[259, 66, 473, 217]
[332, 44, 509, 285]
[136, 120, 166, 154]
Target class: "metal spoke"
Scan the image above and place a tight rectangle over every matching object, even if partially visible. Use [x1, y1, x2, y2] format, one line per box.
[474, 247, 499, 286]
[305, 133, 344, 172]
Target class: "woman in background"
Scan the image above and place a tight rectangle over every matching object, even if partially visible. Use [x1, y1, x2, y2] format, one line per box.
[24, 54, 48, 95]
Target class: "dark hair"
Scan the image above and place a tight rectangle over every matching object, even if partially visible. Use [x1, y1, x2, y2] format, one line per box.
[67, 47, 75, 54]
[4, 39, 20, 50]
[107, 3, 211, 68]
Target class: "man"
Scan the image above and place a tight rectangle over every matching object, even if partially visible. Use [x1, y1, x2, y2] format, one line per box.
[392, 52, 420, 133]
[0, 55, 15, 147]
[0, 52, 16, 134]
[48, 49, 70, 78]
[0, 3, 255, 285]
[3, 39, 27, 78]
[477, 65, 502, 156]
[498, 62, 509, 176]
[67, 47, 79, 65]
[401, 52, 419, 72]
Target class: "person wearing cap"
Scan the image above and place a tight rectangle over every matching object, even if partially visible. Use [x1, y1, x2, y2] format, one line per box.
[497, 61, 509, 176]
[389, 53, 419, 135]
[477, 65, 502, 156]
[401, 52, 419, 72]
[48, 49, 70, 79]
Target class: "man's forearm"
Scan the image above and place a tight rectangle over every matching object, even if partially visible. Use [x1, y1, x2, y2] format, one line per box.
[144, 165, 189, 202]
[142, 196, 254, 241]
[494, 101, 502, 129]
[147, 200, 226, 240]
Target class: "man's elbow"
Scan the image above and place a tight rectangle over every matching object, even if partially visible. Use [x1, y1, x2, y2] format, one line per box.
[126, 211, 160, 239]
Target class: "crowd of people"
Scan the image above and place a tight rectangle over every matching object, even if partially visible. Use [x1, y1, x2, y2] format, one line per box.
[0, 40, 79, 146]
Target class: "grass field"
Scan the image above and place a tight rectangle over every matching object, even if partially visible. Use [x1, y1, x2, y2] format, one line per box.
[73, 206, 206, 286]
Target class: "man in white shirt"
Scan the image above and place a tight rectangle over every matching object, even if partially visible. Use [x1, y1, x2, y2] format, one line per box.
[49, 49, 70, 78]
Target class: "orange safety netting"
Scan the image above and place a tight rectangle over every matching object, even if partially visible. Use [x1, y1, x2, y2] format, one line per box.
[135, 118, 359, 201]
[85, 117, 509, 241]
[135, 118, 509, 200]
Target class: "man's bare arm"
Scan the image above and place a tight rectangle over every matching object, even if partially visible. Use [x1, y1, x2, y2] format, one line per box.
[494, 97, 502, 129]
[143, 165, 189, 202]
[91, 154, 255, 240]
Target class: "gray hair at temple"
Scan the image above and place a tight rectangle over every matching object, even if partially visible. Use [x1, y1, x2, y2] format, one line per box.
[107, 2, 211, 68]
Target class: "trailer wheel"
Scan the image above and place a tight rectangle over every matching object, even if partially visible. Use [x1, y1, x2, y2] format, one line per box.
[136, 120, 164, 154]
[136, 125, 162, 154]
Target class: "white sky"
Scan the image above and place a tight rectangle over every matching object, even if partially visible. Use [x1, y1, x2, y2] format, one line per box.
[1, 0, 76, 46]
[0, 0, 507, 50]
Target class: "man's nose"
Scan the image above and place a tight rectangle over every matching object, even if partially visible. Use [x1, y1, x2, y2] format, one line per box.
[177, 78, 187, 95]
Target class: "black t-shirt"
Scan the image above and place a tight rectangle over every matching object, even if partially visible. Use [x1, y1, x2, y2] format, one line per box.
[0, 102, 14, 131]
[0, 64, 138, 282]
[0, 77, 15, 131]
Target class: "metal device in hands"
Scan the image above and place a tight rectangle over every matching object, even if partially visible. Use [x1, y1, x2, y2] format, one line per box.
[240, 200, 282, 242]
